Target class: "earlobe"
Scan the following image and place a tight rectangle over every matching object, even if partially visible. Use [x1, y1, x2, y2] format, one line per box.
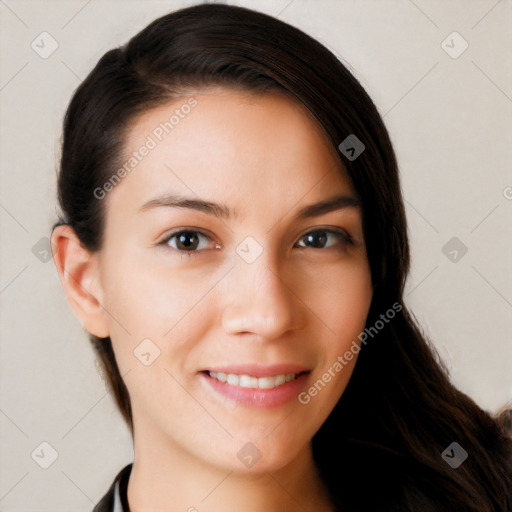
[50, 225, 110, 338]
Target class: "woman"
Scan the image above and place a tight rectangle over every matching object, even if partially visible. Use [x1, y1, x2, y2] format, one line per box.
[51, 4, 511, 511]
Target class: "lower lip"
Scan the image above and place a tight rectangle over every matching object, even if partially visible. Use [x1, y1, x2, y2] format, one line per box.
[200, 372, 309, 408]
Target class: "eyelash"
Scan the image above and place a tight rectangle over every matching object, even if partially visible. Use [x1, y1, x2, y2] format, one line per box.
[158, 228, 353, 257]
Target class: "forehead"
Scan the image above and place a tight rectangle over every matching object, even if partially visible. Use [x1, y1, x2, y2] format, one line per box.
[112, 88, 355, 215]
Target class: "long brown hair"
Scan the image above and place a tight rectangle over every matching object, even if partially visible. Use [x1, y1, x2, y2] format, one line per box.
[53, 4, 511, 511]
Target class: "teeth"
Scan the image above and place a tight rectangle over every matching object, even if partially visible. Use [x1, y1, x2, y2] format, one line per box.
[239, 375, 259, 388]
[275, 374, 286, 386]
[208, 371, 298, 389]
[227, 374, 239, 386]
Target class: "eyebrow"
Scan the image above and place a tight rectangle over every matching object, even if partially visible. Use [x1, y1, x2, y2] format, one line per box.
[139, 193, 361, 220]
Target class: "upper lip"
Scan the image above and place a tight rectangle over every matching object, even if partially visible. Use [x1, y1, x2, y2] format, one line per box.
[202, 363, 310, 378]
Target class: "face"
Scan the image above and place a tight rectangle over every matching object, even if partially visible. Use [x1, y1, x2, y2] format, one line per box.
[94, 88, 373, 473]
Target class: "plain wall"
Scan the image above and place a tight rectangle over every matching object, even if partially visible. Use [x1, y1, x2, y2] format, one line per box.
[0, 0, 511, 510]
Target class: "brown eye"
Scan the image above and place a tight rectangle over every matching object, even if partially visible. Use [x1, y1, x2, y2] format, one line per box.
[161, 230, 213, 253]
[175, 231, 200, 250]
[295, 229, 351, 250]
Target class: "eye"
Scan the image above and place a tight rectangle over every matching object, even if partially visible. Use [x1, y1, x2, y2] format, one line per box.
[295, 229, 352, 250]
[160, 229, 218, 254]
[158, 227, 352, 256]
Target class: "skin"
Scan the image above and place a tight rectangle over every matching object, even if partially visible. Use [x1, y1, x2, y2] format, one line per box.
[52, 88, 373, 512]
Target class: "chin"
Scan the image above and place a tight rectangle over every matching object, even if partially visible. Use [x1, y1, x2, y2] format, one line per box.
[219, 435, 309, 475]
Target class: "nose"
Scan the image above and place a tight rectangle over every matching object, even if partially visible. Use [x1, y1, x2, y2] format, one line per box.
[221, 253, 304, 340]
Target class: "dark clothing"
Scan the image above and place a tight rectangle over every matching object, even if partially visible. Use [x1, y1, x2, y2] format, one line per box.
[92, 463, 132, 512]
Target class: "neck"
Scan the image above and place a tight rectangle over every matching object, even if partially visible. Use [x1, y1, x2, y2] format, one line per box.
[126, 425, 334, 512]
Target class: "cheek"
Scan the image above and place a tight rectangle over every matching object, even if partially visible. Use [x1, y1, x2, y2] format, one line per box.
[306, 259, 373, 342]
[330, 280, 372, 344]
[307, 261, 372, 396]
[99, 251, 221, 381]
[102, 251, 215, 332]
[297, 275, 371, 420]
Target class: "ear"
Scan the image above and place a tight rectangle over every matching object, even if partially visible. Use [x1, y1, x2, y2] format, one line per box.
[51, 224, 110, 338]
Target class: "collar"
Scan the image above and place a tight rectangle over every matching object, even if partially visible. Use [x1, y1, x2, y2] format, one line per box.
[92, 463, 133, 512]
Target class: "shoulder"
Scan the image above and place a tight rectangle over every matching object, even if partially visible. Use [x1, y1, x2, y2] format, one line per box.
[92, 463, 133, 512]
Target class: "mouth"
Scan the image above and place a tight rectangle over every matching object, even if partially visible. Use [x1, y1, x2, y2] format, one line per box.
[205, 370, 309, 389]
[199, 365, 311, 408]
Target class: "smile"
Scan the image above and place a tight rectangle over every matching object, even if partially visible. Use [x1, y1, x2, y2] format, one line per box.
[200, 366, 311, 408]
[207, 371, 301, 389]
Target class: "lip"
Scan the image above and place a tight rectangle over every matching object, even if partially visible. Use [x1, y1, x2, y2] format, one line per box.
[199, 364, 311, 408]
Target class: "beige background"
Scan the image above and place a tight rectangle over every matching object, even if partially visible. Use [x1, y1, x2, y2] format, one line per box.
[1, 0, 511, 510]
